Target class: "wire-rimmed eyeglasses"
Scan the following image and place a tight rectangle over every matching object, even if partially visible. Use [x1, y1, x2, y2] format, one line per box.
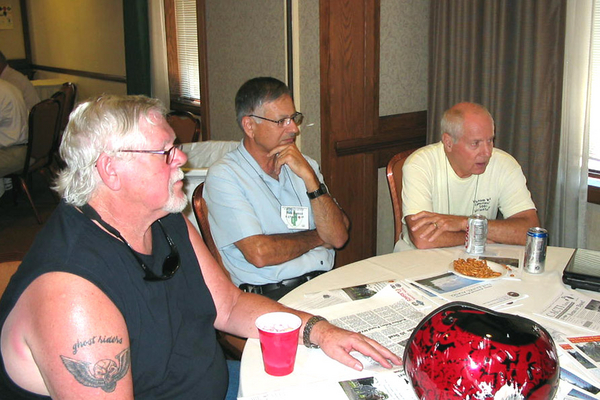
[248, 112, 304, 127]
[118, 144, 182, 164]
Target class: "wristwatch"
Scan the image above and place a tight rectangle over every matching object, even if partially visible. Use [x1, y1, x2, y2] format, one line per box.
[307, 183, 328, 200]
[303, 315, 327, 348]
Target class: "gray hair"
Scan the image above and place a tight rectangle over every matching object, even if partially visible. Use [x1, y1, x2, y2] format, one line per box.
[54, 94, 167, 206]
[234, 77, 291, 131]
[440, 102, 493, 142]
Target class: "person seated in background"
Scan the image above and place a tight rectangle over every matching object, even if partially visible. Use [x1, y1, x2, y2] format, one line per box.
[0, 79, 28, 198]
[397, 101, 539, 251]
[204, 77, 350, 300]
[0, 94, 399, 399]
[0, 51, 40, 111]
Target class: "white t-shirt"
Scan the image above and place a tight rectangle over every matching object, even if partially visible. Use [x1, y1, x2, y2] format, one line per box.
[0, 66, 40, 111]
[400, 142, 536, 249]
[0, 79, 28, 147]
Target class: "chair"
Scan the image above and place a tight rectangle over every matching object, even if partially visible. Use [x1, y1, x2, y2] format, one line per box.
[166, 110, 201, 143]
[191, 182, 246, 359]
[386, 148, 418, 244]
[51, 82, 77, 133]
[192, 183, 229, 278]
[50, 82, 77, 169]
[10, 98, 61, 224]
[0, 255, 21, 297]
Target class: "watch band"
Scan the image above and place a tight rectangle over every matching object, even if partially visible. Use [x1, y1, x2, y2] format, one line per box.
[307, 183, 328, 200]
[303, 315, 327, 348]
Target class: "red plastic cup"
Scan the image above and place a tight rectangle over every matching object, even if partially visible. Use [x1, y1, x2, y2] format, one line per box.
[255, 312, 302, 376]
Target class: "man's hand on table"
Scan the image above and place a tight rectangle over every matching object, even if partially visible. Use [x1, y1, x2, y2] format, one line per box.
[311, 321, 401, 371]
[409, 211, 467, 242]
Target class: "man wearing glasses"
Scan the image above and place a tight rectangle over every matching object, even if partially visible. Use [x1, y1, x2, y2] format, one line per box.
[204, 77, 350, 300]
[0, 95, 398, 399]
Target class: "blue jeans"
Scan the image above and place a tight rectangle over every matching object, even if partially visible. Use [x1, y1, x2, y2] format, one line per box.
[226, 360, 240, 400]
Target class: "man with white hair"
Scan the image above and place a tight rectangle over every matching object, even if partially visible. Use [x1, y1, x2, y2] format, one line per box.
[398, 102, 539, 251]
[0, 95, 399, 399]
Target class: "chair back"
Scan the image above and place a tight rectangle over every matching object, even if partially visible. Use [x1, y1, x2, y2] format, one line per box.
[167, 111, 201, 143]
[50, 83, 77, 168]
[386, 148, 418, 243]
[191, 182, 230, 278]
[55, 82, 77, 132]
[191, 182, 245, 358]
[24, 98, 61, 176]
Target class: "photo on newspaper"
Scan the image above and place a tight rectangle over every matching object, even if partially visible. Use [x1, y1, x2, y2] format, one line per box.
[568, 336, 600, 364]
[560, 367, 600, 396]
[338, 370, 417, 400]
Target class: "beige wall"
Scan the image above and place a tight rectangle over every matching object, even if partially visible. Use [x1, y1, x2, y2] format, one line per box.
[377, 0, 429, 254]
[0, 0, 26, 59]
[296, 0, 321, 163]
[21, 0, 127, 101]
[205, 0, 287, 142]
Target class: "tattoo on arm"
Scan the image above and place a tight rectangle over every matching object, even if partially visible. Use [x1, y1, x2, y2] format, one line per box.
[60, 348, 130, 393]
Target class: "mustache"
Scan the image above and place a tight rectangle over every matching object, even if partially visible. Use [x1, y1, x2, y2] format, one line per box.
[170, 168, 184, 185]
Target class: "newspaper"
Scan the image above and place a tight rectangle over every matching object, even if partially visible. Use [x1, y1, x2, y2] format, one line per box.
[338, 370, 418, 400]
[286, 280, 397, 311]
[536, 290, 600, 332]
[322, 284, 428, 357]
[406, 271, 528, 309]
[287, 280, 435, 313]
[239, 370, 418, 400]
[241, 282, 600, 400]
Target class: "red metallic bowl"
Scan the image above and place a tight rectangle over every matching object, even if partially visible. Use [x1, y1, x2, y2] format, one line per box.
[403, 302, 559, 399]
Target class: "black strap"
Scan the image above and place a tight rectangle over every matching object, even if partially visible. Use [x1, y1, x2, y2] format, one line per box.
[80, 203, 124, 239]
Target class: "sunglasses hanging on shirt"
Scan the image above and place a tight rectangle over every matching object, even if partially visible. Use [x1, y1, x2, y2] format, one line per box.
[79, 204, 180, 281]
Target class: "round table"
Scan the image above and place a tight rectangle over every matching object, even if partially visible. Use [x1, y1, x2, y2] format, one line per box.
[238, 244, 597, 399]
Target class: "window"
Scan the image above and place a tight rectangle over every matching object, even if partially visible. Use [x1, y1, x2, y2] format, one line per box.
[591, 0, 600, 175]
[589, 0, 600, 203]
[164, 0, 205, 114]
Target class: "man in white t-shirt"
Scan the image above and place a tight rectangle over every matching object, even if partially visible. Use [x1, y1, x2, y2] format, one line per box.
[397, 102, 539, 251]
[0, 79, 28, 197]
[0, 51, 40, 111]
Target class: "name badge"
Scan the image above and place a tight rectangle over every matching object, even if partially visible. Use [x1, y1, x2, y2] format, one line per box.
[281, 206, 309, 230]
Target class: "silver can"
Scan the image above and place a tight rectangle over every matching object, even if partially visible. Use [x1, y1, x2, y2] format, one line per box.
[523, 227, 548, 274]
[465, 214, 488, 254]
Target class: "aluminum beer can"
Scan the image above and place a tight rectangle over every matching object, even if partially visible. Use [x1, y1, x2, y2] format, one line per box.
[523, 227, 548, 274]
[465, 214, 488, 254]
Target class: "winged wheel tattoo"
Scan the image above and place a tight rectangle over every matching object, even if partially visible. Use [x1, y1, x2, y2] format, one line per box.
[60, 348, 130, 393]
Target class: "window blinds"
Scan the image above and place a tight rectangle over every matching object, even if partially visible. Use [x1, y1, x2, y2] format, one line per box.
[173, 0, 200, 102]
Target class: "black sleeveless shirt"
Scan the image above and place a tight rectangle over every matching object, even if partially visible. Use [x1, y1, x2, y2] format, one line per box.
[0, 202, 228, 399]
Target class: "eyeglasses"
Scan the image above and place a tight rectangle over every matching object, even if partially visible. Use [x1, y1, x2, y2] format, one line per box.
[123, 220, 180, 281]
[119, 144, 182, 164]
[249, 112, 304, 127]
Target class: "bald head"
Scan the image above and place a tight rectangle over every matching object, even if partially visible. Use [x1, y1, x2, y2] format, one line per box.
[441, 102, 494, 142]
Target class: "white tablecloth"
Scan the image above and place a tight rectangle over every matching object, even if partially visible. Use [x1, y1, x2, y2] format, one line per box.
[238, 244, 597, 398]
[180, 141, 239, 231]
[31, 78, 64, 100]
